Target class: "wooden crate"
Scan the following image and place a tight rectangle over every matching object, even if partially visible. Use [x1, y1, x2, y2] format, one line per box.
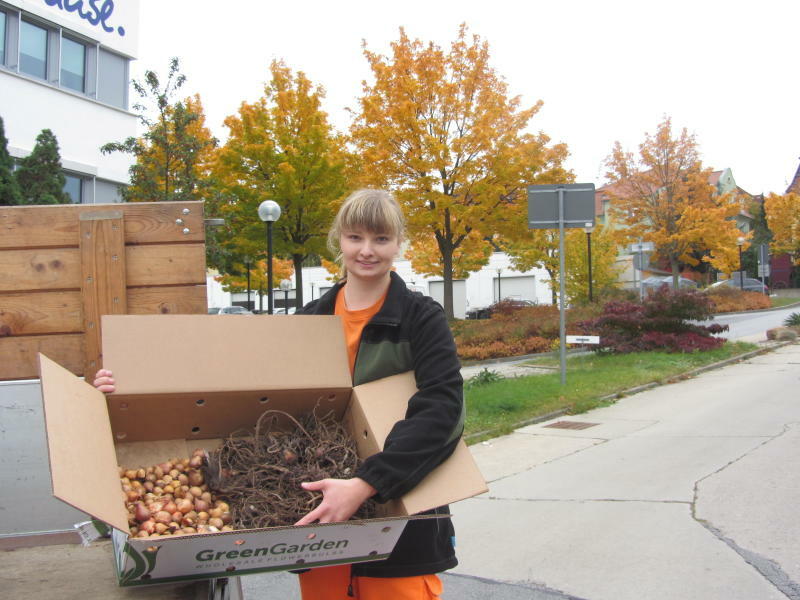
[0, 202, 208, 380]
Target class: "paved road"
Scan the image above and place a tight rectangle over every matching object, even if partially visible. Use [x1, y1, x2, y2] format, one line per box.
[710, 305, 799, 340]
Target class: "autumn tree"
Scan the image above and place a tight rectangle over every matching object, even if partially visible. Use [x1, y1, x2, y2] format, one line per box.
[215, 257, 294, 312]
[764, 192, 800, 264]
[350, 25, 570, 318]
[605, 116, 745, 286]
[16, 129, 70, 205]
[101, 58, 217, 202]
[210, 60, 349, 308]
[0, 116, 22, 206]
[505, 225, 621, 305]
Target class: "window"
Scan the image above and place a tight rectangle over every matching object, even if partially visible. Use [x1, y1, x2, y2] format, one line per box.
[63, 173, 83, 204]
[60, 37, 85, 93]
[20, 20, 48, 79]
[0, 11, 6, 65]
[97, 48, 127, 109]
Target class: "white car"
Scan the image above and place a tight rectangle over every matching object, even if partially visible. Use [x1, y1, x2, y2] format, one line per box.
[216, 306, 253, 315]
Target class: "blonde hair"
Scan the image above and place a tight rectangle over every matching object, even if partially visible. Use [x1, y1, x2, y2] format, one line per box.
[328, 189, 406, 277]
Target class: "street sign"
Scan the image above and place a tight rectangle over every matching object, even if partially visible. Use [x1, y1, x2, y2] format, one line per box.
[632, 253, 650, 270]
[566, 335, 600, 345]
[758, 243, 770, 266]
[628, 241, 655, 253]
[527, 183, 596, 229]
[758, 265, 771, 277]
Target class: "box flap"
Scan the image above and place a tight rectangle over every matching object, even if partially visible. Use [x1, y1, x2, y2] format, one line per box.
[101, 315, 351, 395]
[38, 354, 130, 533]
[352, 372, 488, 515]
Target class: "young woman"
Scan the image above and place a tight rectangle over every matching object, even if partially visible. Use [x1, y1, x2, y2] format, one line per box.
[292, 188, 464, 599]
[94, 188, 464, 599]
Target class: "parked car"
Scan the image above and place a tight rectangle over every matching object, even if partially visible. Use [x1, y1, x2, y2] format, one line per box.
[641, 275, 698, 292]
[208, 307, 221, 314]
[465, 298, 536, 319]
[217, 306, 253, 315]
[709, 278, 769, 294]
[273, 307, 297, 315]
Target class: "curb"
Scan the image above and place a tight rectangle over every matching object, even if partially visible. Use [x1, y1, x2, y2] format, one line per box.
[464, 339, 796, 444]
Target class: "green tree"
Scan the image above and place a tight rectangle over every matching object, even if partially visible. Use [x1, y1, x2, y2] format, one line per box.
[0, 116, 23, 206]
[16, 129, 70, 205]
[210, 60, 350, 308]
[350, 25, 570, 318]
[101, 58, 217, 202]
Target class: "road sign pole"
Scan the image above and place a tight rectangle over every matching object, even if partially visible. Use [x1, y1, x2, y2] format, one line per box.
[558, 188, 567, 386]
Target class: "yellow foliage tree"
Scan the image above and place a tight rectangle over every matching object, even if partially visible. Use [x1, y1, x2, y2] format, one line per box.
[101, 58, 217, 202]
[764, 192, 800, 264]
[506, 225, 620, 305]
[215, 258, 294, 311]
[604, 116, 745, 284]
[350, 25, 570, 318]
[210, 60, 350, 308]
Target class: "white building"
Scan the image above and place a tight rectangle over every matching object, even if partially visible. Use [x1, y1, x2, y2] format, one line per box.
[212, 253, 553, 318]
[0, 0, 139, 203]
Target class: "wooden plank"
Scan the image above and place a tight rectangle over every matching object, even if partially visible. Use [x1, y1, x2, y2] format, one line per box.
[126, 243, 207, 286]
[0, 334, 85, 380]
[128, 285, 207, 315]
[0, 201, 205, 249]
[0, 291, 82, 335]
[0, 248, 81, 292]
[80, 212, 128, 377]
[1, 243, 207, 292]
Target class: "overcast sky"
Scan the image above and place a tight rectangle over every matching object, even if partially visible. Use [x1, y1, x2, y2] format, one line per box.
[134, 0, 799, 196]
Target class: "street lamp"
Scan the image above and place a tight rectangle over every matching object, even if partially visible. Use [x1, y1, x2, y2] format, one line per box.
[280, 279, 292, 315]
[584, 222, 594, 302]
[737, 236, 745, 291]
[258, 200, 282, 314]
[496, 268, 502, 302]
[245, 257, 252, 312]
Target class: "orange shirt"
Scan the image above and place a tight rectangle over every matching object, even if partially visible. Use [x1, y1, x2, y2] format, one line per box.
[335, 287, 388, 376]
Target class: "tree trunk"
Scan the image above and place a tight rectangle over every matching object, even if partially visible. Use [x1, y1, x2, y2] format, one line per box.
[292, 254, 304, 308]
[671, 258, 680, 289]
[442, 245, 454, 319]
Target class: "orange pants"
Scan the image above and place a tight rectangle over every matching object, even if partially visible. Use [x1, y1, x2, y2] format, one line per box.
[298, 564, 443, 600]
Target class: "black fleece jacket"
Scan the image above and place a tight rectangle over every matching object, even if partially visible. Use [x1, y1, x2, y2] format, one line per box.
[298, 271, 464, 577]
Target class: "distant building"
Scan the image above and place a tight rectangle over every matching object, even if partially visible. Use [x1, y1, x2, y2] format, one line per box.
[0, 0, 140, 203]
[595, 168, 756, 287]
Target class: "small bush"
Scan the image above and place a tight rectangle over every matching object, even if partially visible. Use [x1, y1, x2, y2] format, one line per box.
[783, 312, 800, 327]
[705, 286, 771, 313]
[465, 368, 504, 389]
[579, 286, 726, 354]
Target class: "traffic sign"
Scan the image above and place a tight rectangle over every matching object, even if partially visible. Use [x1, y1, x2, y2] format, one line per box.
[566, 335, 600, 345]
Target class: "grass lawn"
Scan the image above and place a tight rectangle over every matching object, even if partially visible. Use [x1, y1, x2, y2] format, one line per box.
[770, 296, 800, 309]
[463, 341, 757, 442]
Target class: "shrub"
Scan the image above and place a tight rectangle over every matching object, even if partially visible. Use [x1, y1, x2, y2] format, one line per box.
[783, 312, 800, 327]
[705, 286, 771, 313]
[579, 286, 727, 354]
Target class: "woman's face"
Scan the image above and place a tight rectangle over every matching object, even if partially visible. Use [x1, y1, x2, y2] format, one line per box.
[340, 227, 400, 283]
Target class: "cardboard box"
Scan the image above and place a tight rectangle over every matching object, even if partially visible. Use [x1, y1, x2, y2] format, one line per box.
[39, 315, 487, 586]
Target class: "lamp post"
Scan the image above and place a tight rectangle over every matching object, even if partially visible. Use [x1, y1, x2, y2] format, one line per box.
[245, 257, 252, 312]
[584, 223, 594, 302]
[496, 268, 502, 302]
[258, 200, 282, 314]
[280, 279, 291, 315]
[737, 236, 745, 291]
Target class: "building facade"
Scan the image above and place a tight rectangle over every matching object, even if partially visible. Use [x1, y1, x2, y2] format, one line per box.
[0, 0, 139, 203]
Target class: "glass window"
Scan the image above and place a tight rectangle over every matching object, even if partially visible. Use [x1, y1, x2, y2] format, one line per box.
[0, 12, 6, 65]
[63, 174, 82, 204]
[20, 21, 48, 79]
[97, 48, 127, 109]
[61, 37, 85, 92]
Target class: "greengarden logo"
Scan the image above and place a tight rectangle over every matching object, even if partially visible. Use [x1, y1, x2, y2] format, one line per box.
[42, 0, 126, 37]
[196, 539, 350, 562]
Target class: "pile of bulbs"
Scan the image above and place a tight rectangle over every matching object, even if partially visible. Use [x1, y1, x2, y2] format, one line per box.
[120, 448, 233, 538]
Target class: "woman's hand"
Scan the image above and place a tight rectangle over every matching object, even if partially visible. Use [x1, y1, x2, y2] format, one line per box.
[93, 369, 116, 393]
[294, 477, 377, 526]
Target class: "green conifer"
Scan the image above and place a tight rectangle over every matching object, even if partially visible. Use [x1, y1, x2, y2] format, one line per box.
[16, 129, 70, 205]
[0, 116, 23, 206]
